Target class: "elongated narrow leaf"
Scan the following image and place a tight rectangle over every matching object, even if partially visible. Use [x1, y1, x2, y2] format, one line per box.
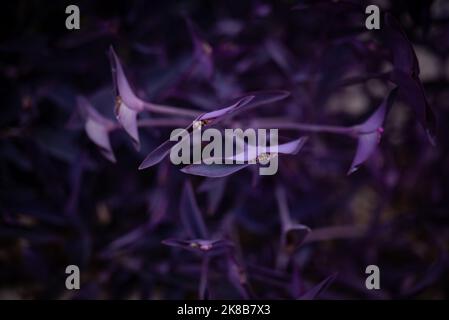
[198, 90, 290, 124]
[230, 136, 308, 163]
[276, 185, 311, 253]
[109, 46, 144, 149]
[198, 95, 254, 123]
[390, 70, 436, 145]
[162, 238, 233, 255]
[199, 257, 210, 300]
[182, 137, 307, 177]
[298, 273, 337, 300]
[269, 136, 308, 155]
[383, 14, 436, 144]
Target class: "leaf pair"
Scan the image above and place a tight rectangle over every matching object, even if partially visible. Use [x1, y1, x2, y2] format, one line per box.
[186, 17, 214, 79]
[348, 87, 398, 174]
[162, 181, 233, 299]
[384, 13, 436, 145]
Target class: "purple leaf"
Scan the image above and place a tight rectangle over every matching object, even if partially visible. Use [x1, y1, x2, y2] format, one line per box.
[162, 238, 233, 255]
[139, 90, 290, 170]
[390, 70, 437, 145]
[198, 95, 254, 124]
[77, 96, 116, 162]
[348, 88, 397, 175]
[138, 136, 186, 170]
[224, 136, 307, 163]
[186, 18, 214, 79]
[298, 273, 338, 300]
[109, 46, 144, 149]
[115, 99, 140, 149]
[138, 96, 254, 170]
[198, 178, 228, 215]
[265, 38, 298, 77]
[276, 185, 311, 254]
[384, 13, 420, 76]
[199, 257, 210, 300]
[197, 90, 290, 124]
[108, 46, 145, 111]
[283, 225, 311, 251]
[181, 136, 307, 177]
[348, 133, 380, 175]
[180, 181, 208, 239]
[181, 163, 250, 178]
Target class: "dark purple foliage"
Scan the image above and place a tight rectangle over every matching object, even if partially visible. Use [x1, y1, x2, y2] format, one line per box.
[1, 0, 449, 300]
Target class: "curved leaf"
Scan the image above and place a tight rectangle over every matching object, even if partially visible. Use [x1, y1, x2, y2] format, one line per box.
[78, 96, 116, 162]
[180, 181, 208, 239]
[109, 46, 144, 149]
[348, 88, 397, 174]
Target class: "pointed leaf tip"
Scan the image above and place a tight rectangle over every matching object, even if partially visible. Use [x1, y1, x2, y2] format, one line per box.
[348, 88, 397, 174]
[109, 46, 145, 149]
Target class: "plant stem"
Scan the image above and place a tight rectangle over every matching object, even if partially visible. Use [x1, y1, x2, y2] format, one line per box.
[142, 102, 201, 118]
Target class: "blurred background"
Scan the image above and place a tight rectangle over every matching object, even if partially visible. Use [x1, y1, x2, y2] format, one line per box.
[0, 0, 448, 299]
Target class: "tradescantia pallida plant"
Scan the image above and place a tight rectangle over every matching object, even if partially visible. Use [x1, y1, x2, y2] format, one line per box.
[73, 9, 438, 299]
[5, 0, 447, 300]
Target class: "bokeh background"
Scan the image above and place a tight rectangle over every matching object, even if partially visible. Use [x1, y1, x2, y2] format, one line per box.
[1, 0, 449, 299]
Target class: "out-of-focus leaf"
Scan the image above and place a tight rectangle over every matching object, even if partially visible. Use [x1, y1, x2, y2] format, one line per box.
[186, 18, 214, 79]
[139, 90, 290, 170]
[180, 181, 208, 239]
[162, 238, 233, 256]
[109, 46, 144, 149]
[348, 88, 397, 174]
[390, 70, 436, 145]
